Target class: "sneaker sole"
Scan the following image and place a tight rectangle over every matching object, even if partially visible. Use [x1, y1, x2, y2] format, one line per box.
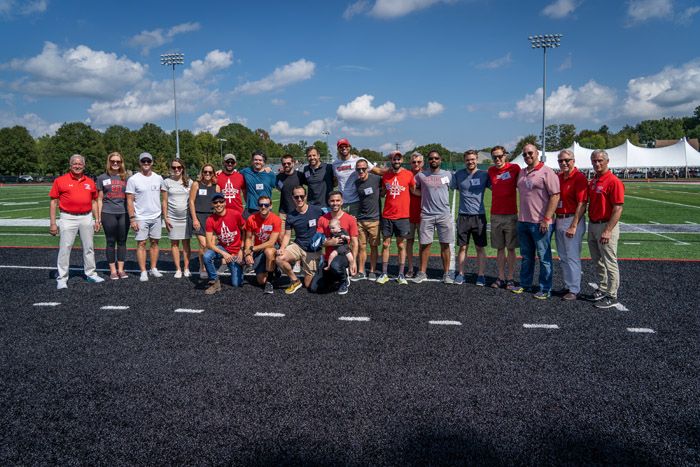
[285, 283, 302, 294]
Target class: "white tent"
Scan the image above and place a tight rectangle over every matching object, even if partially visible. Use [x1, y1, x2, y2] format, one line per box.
[510, 138, 700, 170]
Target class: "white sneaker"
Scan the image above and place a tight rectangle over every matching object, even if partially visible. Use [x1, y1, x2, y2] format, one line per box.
[87, 275, 105, 283]
[183, 269, 191, 278]
[199, 270, 208, 279]
[149, 268, 163, 278]
[174, 270, 183, 279]
[292, 262, 301, 274]
[56, 280, 68, 290]
[140, 271, 149, 282]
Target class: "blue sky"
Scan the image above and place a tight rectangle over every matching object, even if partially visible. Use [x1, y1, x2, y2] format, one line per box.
[1, 0, 699, 153]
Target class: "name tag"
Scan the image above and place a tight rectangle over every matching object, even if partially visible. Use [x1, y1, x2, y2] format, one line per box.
[526, 181, 533, 189]
[305, 171, 311, 179]
[151, 185, 159, 191]
[308, 219, 316, 227]
[199, 189, 207, 195]
[471, 179, 480, 186]
[441, 177, 449, 185]
[103, 179, 111, 186]
[501, 172, 511, 180]
[255, 183, 264, 190]
[277, 180, 284, 189]
[262, 225, 273, 232]
[364, 187, 373, 195]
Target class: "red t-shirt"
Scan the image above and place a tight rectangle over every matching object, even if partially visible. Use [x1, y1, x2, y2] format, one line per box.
[244, 211, 281, 246]
[206, 208, 243, 254]
[217, 171, 245, 214]
[49, 172, 97, 213]
[382, 169, 416, 220]
[488, 163, 521, 215]
[316, 212, 359, 262]
[556, 168, 588, 215]
[588, 170, 624, 222]
[409, 169, 422, 223]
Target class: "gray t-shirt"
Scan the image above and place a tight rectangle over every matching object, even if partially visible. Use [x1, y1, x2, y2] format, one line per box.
[96, 173, 128, 215]
[451, 169, 491, 215]
[415, 169, 452, 216]
[332, 157, 375, 204]
[126, 172, 163, 220]
[354, 174, 382, 222]
[161, 178, 191, 219]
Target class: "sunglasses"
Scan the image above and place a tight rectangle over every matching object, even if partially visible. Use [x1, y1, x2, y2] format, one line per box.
[355, 167, 368, 172]
[282, 162, 293, 166]
[212, 199, 225, 205]
[171, 166, 183, 170]
[258, 203, 270, 208]
[293, 195, 306, 200]
[492, 155, 505, 159]
[110, 160, 122, 164]
[523, 151, 534, 156]
[140, 159, 152, 164]
[428, 157, 440, 161]
[558, 159, 573, 163]
[411, 161, 422, 164]
[224, 160, 235, 164]
[202, 170, 214, 175]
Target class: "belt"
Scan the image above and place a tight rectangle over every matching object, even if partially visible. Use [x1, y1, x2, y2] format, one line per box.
[589, 218, 609, 224]
[60, 210, 91, 216]
[557, 213, 575, 218]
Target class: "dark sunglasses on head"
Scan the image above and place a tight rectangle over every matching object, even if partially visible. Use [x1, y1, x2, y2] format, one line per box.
[293, 195, 306, 200]
[258, 203, 270, 208]
[558, 158, 573, 163]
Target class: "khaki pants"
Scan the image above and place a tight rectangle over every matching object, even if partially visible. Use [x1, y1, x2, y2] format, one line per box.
[57, 212, 96, 282]
[587, 221, 620, 299]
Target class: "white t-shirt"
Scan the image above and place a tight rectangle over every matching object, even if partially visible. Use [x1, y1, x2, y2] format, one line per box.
[126, 172, 163, 220]
[332, 157, 375, 204]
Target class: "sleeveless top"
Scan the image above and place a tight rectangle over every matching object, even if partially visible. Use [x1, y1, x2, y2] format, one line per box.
[193, 182, 218, 214]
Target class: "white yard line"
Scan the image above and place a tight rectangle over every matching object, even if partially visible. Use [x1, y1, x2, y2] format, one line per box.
[33, 302, 60, 307]
[174, 308, 203, 314]
[429, 320, 462, 326]
[339, 316, 370, 321]
[523, 324, 559, 329]
[625, 195, 700, 209]
[627, 328, 655, 333]
[100, 306, 130, 310]
[255, 312, 285, 317]
[619, 221, 689, 246]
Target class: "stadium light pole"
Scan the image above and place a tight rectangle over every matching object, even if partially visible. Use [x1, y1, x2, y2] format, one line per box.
[322, 130, 330, 163]
[218, 138, 226, 169]
[528, 34, 561, 161]
[160, 53, 185, 158]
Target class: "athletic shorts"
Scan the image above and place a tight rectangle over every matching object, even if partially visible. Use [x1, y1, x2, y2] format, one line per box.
[134, 217, 162, 241]
[457, 214, 488, 247]
[381, 217, 409, 238]
[358, 221, 381, 247]
[285, 243, 320, 277]
[252, 250, 269, 274]
[490, 213, 519, 250]
[419, 214, 454, 245]
[341, 202, 361, 218]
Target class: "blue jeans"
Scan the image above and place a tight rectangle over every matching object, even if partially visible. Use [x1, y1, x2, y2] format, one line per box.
[517, 222, 554, 292]
[203, 249, 243, 287]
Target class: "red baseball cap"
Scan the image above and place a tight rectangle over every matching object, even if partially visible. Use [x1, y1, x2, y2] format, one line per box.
[337, 138, 350, 148]
[389, 150, 403, 158]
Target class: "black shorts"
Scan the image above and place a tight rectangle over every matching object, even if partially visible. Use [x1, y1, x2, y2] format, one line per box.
[457, 214, 488, 247]
[381, 217, 409, 238]
[252, 250, 269, 274]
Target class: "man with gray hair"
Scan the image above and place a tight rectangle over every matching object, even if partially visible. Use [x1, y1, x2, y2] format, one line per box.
[406, 151, 424, 278]
[49, 154, 104, 289]
[554, 149, 588, 300]
[584, 149, 625, 309]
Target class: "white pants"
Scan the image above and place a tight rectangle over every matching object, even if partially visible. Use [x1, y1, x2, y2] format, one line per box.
[554, 216, 586, 294]
[57, 213, 96, 282]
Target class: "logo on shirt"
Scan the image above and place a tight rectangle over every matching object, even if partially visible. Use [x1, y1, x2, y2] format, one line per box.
[222, 178, 239, 202]
[386, 177, 406, 199]
[217, 222, 238, 245]
[84, 183, 91, 190]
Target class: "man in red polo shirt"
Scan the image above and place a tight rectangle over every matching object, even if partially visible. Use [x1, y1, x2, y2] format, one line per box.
[49, 154, 104, 289]
[585, 149, 625, 309]
[554, 149, 588, 301]
[487, 145, 520, 289]
[406, 151, 424, 278]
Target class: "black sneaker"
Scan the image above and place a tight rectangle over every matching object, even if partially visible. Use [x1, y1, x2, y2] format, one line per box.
[338, 283, 349, 295]
[350, 272, 367, 281]
[594, 296, 619, 309]
[264, 282, 273, 294]
[583, 290, 606, 302]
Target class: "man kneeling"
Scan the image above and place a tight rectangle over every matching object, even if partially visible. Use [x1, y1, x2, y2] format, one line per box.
[243, 195, 282, 294]
[203, 193, 244, 294]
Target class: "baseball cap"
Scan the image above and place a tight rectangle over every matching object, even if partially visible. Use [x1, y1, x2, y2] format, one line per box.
[211, 193, 225, 201]
[389, 150, 403, 158]
[223, 153, 236, 162]
[139, 152, 153, 161]
[337, 138, 350, 148]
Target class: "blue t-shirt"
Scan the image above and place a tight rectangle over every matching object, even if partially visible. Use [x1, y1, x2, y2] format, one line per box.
[451, 169, 491, 215]
[240, 167, 276, 211]
[285, 204, 324, 251]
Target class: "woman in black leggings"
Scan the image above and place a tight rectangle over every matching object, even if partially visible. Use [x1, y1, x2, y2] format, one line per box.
[96, 152, 130, 279]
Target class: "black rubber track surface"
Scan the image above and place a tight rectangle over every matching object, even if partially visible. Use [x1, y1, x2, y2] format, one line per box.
[1, 247, 698, 465]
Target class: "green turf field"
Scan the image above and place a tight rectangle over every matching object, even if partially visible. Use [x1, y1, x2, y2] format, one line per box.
[1, 181, 699, 260]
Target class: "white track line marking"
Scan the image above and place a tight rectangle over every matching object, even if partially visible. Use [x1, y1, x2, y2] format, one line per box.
[649, 220, 660, 224]
[625, 195, 700, 209]
[0, 233, 54, 236]
[174, 308, 203, 313]
[429, 320, 462, 326]
[100, 306, 129, 310]
[615, 303, 630, 311]
[627, 328, 655, 333]
[619, 221, 689, 246]
[33, 302, 60, 306]
[624, 242, 641, 245]
[255, 312, 285, 317]
[523, 324, 559, 329]
[588, 282, 598, 289]
[685, 221, 698, 224]
[339, 316, 370, 321]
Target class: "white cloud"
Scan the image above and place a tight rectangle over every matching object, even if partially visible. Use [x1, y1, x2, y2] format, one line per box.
[338, 65, 371, 71]
[336, 94, 406, 123]
[626, 0, 673, 26]
[127, 22, 200, 55]
[234, 59, 315, 95]
[677, 5, 700, 23]
[541, 0, 581, 18]
[3, 41, 147, 100]
[0, 111, 60, 136]
[409, 101, 445, 118]
[236, 116, 248, 126]
[183, 49, 233, 82]
[557, 52, 573, 71]
[378, 139, 416, 152]
[620, 58, 700, 119]
[340, 126, 384, 137]
[513, 80, 617, 122]
[497, 110, 515, 119]
[476, 53, 511, 70]
[269, 119, 334, 137]
[270, 98, 285, 106]
[193, 110, 232, 134]
[343, 0, 370, 18]
[0, 0, 48, 18]
[368, 0, 457, 18]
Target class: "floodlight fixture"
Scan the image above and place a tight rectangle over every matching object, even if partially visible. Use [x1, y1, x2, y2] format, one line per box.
[160, 53, 185, 157]
[527, 34, 563, 159]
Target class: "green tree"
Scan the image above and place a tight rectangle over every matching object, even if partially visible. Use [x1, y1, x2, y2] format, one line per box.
[195, 131, 219, 168]
[358, 148, 383, 162]
[545, 124, 576, 151]
[311, 140, 329, 159]
[217, 123, 261, 167]
[136, 123, 174, 174]
[171, 129, 199, 173]
[0, 126, 37, 175]
[578, 134, 606, 150]
[103, 125, 138, 172]
[513, 135, 539, 160]
[35, 135, 52, 174]
[48, 122, 106, 175]
[636, 117, 685, 147]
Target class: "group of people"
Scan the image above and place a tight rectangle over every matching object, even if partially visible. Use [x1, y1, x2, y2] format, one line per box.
[49, 138, 624, 307]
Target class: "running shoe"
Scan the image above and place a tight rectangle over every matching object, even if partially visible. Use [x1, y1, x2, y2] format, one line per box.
[264, 282, 274, 294]
[118, 271, 128, 279]
[350, 272, 367, 281]
[412, 272, 427, 283]
[56, 280, 68, 290]
[533, 290, 551, 299]
[140, 271, 149, 282]
[453, 274, 465, 285]
[511, 286, 534, 294]
[149, 268, 163, 278]
[183, 269, 191, 278]
[174, 270, 183, 279]
[594, 296, 619, 309]
[338, 283, 349, 295]
[442, 274, 454, 284]
[583, 290, 606, 302]
[376, 273, 389, 284]
[476, 276, 486, 287]
[367, 272, 377, 281]
[397, 274, 408, 285]
[87, 275, 105, 283]
[110, 272, 119, 280]
[285, 280, 302, 294]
